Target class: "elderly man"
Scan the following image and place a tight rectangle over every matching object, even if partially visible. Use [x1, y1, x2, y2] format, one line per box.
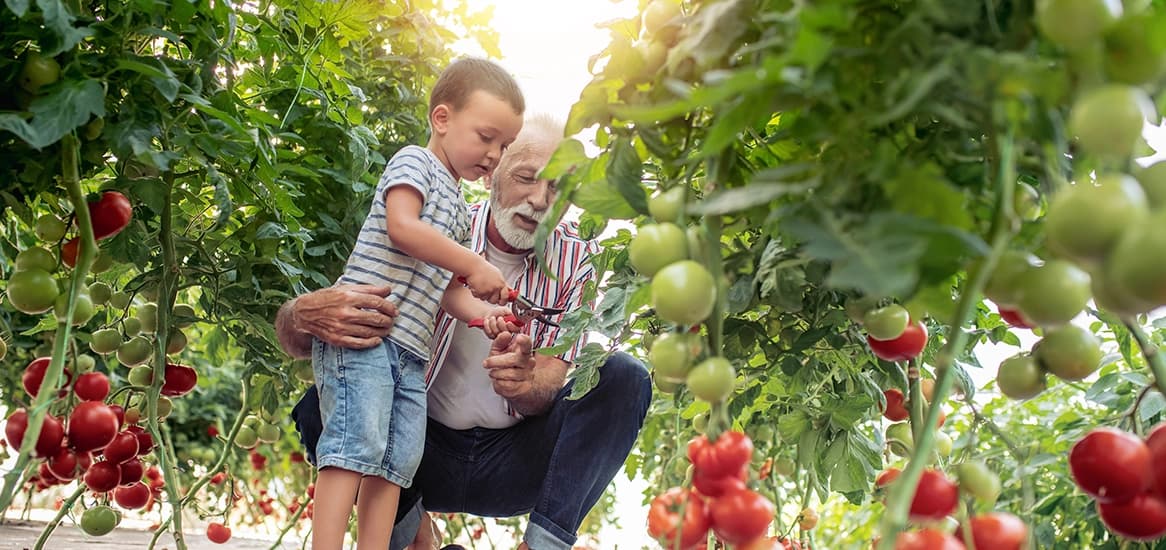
[277, 114, 652, 550]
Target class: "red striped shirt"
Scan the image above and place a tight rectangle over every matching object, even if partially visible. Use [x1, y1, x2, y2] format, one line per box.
[425, 201, 598, 400]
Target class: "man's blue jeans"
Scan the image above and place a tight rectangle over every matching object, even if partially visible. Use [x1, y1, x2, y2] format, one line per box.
[291, 352, 652, 550]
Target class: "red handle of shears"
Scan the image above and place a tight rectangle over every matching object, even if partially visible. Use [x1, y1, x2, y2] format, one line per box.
[456, 276, 519, 303]
[467, 314, 522, 329]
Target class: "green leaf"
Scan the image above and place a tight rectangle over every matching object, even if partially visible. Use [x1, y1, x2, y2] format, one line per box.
[0, 114, 39, 146]
[593, 286, 628, 338]
[116, 58, 181, 102]
[828, 395, 875, 429]
[6, 0, 29, 17]
[826, 429, 880, 495]
[546, 307, 594, 355]
[541, 138, 589, 181]
[777, 409, 810, 441]
[36, 0, 92, 56]
[27, 79, 105, 149]
[572, 179, 639, 219]
[690, 179, 818, 216]
[605, 138, 648, 215]
[725, 277, 754, 314]
[567, 343, 608, 400]
[881, 162, 973, 231]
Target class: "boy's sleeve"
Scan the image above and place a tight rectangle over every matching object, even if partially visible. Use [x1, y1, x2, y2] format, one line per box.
[534, 240, 601, 364]
[377, 146, 432, 203]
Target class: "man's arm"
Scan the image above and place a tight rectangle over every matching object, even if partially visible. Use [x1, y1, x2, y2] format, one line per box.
[274, 284, 399, 358]
[482, 331, 568, 417]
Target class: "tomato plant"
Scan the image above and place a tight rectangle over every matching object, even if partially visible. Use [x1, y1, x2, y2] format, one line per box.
[867, 321, 927, 362]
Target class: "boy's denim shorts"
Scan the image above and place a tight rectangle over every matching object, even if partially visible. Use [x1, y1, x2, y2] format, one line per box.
[311, 337, 427, 487]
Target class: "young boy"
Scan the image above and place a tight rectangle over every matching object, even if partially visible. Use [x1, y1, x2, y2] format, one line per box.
[311, 58, 525, 550]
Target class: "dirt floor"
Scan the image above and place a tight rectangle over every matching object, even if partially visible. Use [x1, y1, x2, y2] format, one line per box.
[0, 519, 304, 550]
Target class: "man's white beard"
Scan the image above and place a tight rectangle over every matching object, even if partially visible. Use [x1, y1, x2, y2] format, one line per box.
[492, 202, 544, 250]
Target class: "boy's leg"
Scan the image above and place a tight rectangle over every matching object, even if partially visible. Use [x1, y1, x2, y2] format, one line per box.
[355, 477, 401, 550]
[312, 467, 361, 550]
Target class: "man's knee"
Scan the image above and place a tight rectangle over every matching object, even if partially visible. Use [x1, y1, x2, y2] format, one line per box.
[595, 352, 652, 413]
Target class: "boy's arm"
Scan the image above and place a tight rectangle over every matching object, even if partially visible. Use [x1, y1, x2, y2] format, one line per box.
[440, 283, 491, 324]
[384, 186, 508, 304]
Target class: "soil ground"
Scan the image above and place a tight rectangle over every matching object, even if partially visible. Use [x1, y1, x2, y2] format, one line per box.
[0, 519, 303, 550]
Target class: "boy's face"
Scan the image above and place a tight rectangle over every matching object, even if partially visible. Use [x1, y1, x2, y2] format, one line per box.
[433, 90, 523, 182]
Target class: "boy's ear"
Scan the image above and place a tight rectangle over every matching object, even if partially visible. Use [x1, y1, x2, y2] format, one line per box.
[431, 104, 451, 135]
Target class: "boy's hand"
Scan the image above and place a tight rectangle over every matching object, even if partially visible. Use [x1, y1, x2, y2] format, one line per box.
[480, 306, 523, 339]
[463, 262, 509, 305]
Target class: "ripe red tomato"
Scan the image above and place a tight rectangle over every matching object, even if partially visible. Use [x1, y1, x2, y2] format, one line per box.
[867, 321, 927, 362]
[83, 461, 122, 493]
[126, 425, 154, 455]
[60, 238, 80, 268]
[118, 458, 144, 486]
[895, 528, 965, 550]
[997, 306, 1033, 329]
[958, 512, 1028, 550]
[647, 487, 710, 550]
[876, 468, 901, 488]
[1146, 423, 1166, 497]
[687, 430, 754, 480]
[113, 481, 150, 510]
[101, 432, 139, 464]
[882, 389, 909, 421]
[4, 409, 65, 458]
[47, 447, 80, 480]
[73, 372, 111, 402]
[23, 357, 72, 399]
[87, 191, 133, 240]
[210, 472, 227, 485]
[68, 402, 120, 453]
[693, 465, 747, 498]
[710, 488, 775, 545]
[909, 469, 958, 521]
[206, 522, 232, 544]
[1097, 492, 1166, 541]
[160, 363, 198, 397]
[1069, 427, 1150, 503]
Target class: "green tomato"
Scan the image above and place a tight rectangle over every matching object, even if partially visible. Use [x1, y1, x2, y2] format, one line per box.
[234, 426, 258, 449]
[654, 375, 682, 394]
[1091, 264, 1155, 317]
[79, 505, 119, 536]
[91, 252, 113, 274]
[7, 268, 60, 314]
[1069, 84, 1156, 160]
[0, 338, 6, 361]
[996, 354, 1047, 400]
[641, 0, 682, 36]
[956, 461, 1001, 504]
[244, 414, 262, 429]
[83, 117, 105, 141]
[156, 396, 172, 419]
[863, 304, 910, 341]
[692, 411, 709, 431]
[117, 335, 153, 366]
[1014, 181, 1043, 222]
[1035, 0, 1119, 50]
[1135, 161, 1166, 208]
[15, 247, 58, 272]
[54, 292, 95, 326]
[1107, 208, 1166, 308]
[1014, 260, 1091, 326]
[108, 291, 131, 310]
[256, 422, 281, 443]
[1045, 174, 1148, 266]
[982, 251, 1039, 307]
[774, 457, 796, 477]
[648, 186, 686, 223]
[122, 317, 142, 337]
[166, 328, 187, 355]
[685, 357, 736, 402]
[19, 52, 61, 93]
[1036, 324, 1103, 381]
[172, 304, 197, 328]
[137, 303, 158, 333]
[649, 332, 699, 383]
[651, 260, 717, 327]
[74, 354, 95, 373]
[845, 296, 880, 324]
[1104, 14, 1166, 85]
[686, 226, 707, 260]
[127, 365, 154, 386]
[934, 431, 953, 457]
[885, 422, 913, 457]
[629, 223, 688, 277]
[34, 215, 67, 242]
[88, 282, 112, 305]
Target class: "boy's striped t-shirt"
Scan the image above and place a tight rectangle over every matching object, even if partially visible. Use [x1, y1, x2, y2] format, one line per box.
[337, 145, 471, 361]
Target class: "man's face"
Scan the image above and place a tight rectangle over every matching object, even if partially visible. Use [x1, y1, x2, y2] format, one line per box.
[488, 141, 557, 250]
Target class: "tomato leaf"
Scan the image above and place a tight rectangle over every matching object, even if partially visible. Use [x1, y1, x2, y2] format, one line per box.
[825, 429, 881, 499]
[23, 79, 104, 149]
[566, 343, 607, 400]
[593, 286, 629, 338]
[0, 115, 38, 148]
[691, 179, 817, 216]
[116, 58, 182, 103]
[606, 138, 648, 215]
[5, 0, 28, 16]
[880, 162, 973, 231]
[35, 0, 92, 56]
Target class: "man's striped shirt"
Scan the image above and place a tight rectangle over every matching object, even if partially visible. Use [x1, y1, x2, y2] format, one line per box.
[337, 145, 471, 361]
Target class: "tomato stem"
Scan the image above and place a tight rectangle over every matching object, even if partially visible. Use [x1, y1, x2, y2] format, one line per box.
[876, 124, 1018, 549]
[0, 135, 94, 514]
[1125, 321, 1166, 399]
[907, 359, 924, 444]
[32, 484, 85, 550]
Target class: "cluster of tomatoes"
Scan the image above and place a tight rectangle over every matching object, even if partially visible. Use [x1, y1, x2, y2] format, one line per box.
[635, 188, 739, 403]
[847, 302, 929, 364]
[648, 431, 786, 549]
[1068, 425, 1166, 541]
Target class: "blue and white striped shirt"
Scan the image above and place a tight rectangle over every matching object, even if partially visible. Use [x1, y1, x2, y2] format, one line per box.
[337, 145, 471, 361]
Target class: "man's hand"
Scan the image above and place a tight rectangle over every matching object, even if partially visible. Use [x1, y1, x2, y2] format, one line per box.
[482, 331, 537, 400]
[275, 284, 397, 358]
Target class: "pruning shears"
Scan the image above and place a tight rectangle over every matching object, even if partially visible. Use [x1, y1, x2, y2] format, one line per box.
[457, 276, 566, 329]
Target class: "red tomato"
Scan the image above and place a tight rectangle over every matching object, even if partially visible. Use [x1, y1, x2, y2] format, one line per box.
[1146, 423, 1166, 497]
[867, 321, 928, 362]
[895, 528, 965, 549]
[47, 447, 80, 480]
[693, 464, 747, 498]
[909, 469, 958, 521]
[207, 425, 220, 438]
[958, 512, 1028, 550]
[997, 306, 1034, 329]
[113, 481, 150, 509]
[83, 461, 122, 493]
[161, 363, 198, 397]
[61, 237, 80, 268]
[126, 425, 154, 455]
[1097, 492, 1166, 541]
[210, 472, 227, 485]
[73, 372, 111, 402]
[118, 458, 144, 486]
[882, 389, 909, 421]
[207, 522, 232, 544]
[4, 409, 65, 458]
[1069, 427, 1150, 503]
[290, 451, 305, 463]
[710, 488, 775, 545]
[87, 191, 133, 240]
[108, 404, 125, 430]
[876, 468, 902, 488]
[647, 487, 711, 550]
[101, 432, 139, 464]
[22, 357, 72, 399]
[68, 402, 120, 453]
[687, 431, 754, 479]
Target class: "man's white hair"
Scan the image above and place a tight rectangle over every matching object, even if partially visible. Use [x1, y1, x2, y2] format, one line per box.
[509, 113, 565, 157]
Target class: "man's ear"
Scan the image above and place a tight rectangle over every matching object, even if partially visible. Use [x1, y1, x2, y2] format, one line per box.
[431, 104, 451, 135]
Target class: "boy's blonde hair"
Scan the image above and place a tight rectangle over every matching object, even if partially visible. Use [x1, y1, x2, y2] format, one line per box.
[430, 58, 524, 116]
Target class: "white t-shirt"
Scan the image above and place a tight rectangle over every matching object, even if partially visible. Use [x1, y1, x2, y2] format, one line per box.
[427, 240, 529, 429]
